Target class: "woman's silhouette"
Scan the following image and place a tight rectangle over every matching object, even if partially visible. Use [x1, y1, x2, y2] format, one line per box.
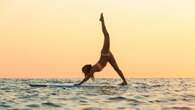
[76, 13, 127, 85]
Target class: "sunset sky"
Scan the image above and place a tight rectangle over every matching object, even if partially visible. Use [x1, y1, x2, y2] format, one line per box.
[0, 0, 195, 78]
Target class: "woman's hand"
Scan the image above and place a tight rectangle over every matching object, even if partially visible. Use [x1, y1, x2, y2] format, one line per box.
[74, 83, 80, 86]
[76, 75, 90, 86]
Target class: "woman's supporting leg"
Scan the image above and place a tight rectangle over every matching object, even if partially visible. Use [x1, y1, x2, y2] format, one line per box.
[100, 13, 110, 53]
[109, 53, 127, 85]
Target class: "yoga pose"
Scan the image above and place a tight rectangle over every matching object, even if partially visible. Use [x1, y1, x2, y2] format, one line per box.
[75, 13, 127, 86]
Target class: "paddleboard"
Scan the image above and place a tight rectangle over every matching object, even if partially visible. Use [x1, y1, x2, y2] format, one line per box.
[29, 83, 116, 88]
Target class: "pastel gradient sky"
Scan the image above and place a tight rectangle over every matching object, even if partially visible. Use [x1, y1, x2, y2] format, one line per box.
[0, 0, 195, 78]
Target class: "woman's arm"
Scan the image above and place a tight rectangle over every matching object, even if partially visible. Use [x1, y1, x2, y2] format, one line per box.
[100, 13, 110, 53]
[76, 75, 90, 85]
[75, 69, 95, 86]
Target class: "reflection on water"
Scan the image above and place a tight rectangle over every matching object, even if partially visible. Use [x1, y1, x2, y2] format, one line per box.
[0, 78, 195, 110]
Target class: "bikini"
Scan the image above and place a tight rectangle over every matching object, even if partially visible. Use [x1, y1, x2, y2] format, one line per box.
[96, 63, 103, 70]
[96, 52, 111, 70]
[101, 52, 110, 57]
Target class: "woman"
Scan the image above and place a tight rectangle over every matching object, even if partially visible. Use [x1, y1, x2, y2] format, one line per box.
[75, 13, 127, 86]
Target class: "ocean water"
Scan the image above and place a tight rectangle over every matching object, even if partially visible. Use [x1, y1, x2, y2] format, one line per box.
[0, 78, 195, 110]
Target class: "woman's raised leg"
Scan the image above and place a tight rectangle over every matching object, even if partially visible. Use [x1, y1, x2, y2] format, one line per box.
[100, 13, 110, 54]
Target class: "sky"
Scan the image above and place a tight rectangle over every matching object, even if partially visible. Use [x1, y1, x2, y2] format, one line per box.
[0, 0, 195, 78]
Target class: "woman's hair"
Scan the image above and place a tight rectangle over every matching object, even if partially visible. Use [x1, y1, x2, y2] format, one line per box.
[82, 64, 95, 81]
[82, 64, 92, 74]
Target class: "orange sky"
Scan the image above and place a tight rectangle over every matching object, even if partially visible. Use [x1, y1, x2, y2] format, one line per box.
[0, 0, 195, 78]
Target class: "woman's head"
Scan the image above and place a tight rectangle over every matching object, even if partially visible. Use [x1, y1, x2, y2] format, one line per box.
[82, 64, 95, 81]
[82, 64, 92, 75]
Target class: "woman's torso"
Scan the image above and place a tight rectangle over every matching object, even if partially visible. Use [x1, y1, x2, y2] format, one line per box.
[93, 51, 112, 72]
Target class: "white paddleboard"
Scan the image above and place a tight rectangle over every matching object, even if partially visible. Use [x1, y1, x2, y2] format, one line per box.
[29, 83, 116, 88]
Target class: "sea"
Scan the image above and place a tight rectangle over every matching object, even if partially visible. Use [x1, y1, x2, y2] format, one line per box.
[0, 78, 195, 110]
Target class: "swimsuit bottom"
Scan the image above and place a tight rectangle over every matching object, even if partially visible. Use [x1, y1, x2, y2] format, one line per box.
[101, 52, 111, 57]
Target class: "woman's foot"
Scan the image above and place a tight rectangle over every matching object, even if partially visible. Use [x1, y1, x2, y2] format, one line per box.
[99, 13, 104, 22]
[118, 82, 128, 86]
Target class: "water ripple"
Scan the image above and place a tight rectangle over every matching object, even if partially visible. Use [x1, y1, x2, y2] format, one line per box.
[0, 78, 194, 110]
